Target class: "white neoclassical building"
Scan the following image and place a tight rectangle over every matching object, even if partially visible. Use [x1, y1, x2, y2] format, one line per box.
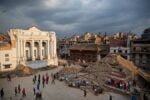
[0, 26, 58, 71]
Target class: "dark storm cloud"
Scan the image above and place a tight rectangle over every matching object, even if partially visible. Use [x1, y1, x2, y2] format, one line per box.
[0, 0, 150, 35]
[0, 0, 41, 9]
[72, 0, 150, 34]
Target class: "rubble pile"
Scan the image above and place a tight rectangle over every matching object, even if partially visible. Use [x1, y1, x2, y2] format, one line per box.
[57, 64, 108, 95]
[81, 63, 112, 86]
[102, 54, 138, 76]
[15, 64, 36, 76]
[58, 54, 149, 95]
[57, 54, 144, 95]
[116, 55, 138, 74]
[102, 54, 117, 65]
[102, 54, 138, 73]
[0, 64, 36, 78]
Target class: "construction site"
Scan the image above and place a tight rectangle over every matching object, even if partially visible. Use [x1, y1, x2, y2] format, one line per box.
[58, 54, 150, 99]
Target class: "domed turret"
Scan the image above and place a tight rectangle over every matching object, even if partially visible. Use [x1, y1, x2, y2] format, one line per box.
[142, 28, 150, 39]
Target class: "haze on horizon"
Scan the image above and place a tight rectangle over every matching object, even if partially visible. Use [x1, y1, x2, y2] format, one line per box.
[0, 0, 150, 36]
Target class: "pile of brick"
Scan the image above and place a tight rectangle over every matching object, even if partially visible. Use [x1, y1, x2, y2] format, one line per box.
[103, 54, 138, 72]
[81, 62, 112, 86]
[80, 54, 138, 86]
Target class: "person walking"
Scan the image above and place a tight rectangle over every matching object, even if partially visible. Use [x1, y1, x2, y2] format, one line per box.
[18, 84, 21, 94]
[35, 75, 37, 82]
[54, 74, 56, 80]
[46, 73, 49, 84]
[38, 74, 41, 84]
[15, 87, 18, 96]
[51, 77, 55, 84]
[55, 72, 59, 80]
[109, 95, 112, 100]
[0, 88, 4, 99]
[33, 77, 35, 84]
[84, 88, 87, 97]
[33, 87, 35, 95]
[37, 83, 40, 90]
[42, 75, 45, 88]
[51, 73, 55, 84]
[38, 74, 41, 80]
[7, 74, 11, 81]
[22, 88, 26, 98]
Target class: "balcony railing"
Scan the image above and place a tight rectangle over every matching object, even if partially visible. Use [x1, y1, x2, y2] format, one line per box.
[130, 50, 150, 54]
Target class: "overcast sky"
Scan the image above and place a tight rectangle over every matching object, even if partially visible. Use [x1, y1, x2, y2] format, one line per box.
[0, 0, 150, 36]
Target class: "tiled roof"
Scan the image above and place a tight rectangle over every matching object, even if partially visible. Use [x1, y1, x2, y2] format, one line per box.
[70, 44, 100, 51]
[0, 33, 12, 50]
[0, 33, 5, 40]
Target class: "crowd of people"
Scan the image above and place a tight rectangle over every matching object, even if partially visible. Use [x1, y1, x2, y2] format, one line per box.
[0, 72, 58, 100]
[32, 72, 58, 100]
[1, 83, 26, 100]
[106, 78, 135, 92]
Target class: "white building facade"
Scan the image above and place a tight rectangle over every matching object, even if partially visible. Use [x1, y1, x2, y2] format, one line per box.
[0, 42, 17, 72]
[0, 27, 58, 71]
[110, 47, 130, 60]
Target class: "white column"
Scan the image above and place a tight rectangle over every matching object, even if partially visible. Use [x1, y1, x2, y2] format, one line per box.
[54, 37, 56, 58]
[17, 39, 20, 64]
[19, 39, 23, 62]
[52, 40, 54, 58]
[39, 40, 42, 60]
[20, 40, 22, 57]
[23, 40, 26, 61]
[31, 40, 35, 61]
[20, 40, 23, 61]
[50, 39, 54, 59]
[47, 40, 50, 59]
[19, 40, 21, 57]
[49, 40, 51, 59]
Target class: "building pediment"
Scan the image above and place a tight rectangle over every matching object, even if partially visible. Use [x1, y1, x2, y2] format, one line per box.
[28, 26, 40, 32]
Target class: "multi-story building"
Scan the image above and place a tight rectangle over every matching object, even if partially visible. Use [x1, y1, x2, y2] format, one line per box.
[109, 36, 130, 60]
[109, 32, 137, 60]
[0, 33, 17, 72]
[57, 32, 104, 58]
[57, 35, 80, 58]
[69, 44, 109, 63]
[130, 30, 150, 70]
[0, 26, 58, 72]
[113, 32, 125, 39]
[69, 44, 100, 63]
